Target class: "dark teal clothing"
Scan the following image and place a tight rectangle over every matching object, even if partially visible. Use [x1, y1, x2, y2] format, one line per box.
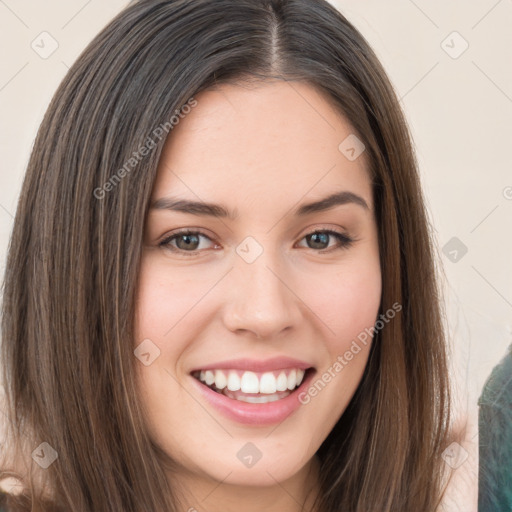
[0, 489, 7, 511]
[0, 490, 8, 512]
[478, 345, 512, 511]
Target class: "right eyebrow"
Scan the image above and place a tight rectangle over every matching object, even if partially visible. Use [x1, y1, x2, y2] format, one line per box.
[150, 197, 238, 220]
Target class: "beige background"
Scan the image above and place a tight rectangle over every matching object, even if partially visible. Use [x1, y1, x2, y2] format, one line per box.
[1, 1, 511, 510]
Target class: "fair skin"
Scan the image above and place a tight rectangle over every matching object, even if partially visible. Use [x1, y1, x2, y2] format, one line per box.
[134, 80, 381, 512]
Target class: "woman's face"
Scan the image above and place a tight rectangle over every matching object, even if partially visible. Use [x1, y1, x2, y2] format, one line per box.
[134, 80, 381, 496]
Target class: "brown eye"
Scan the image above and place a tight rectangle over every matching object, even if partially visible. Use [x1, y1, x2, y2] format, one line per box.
[159, 230, 216, 254]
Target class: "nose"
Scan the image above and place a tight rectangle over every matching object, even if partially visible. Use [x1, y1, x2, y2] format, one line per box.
[221, 246, 303, 339]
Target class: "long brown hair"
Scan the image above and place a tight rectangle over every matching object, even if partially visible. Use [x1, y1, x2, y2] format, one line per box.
[1, 0, 453, 510]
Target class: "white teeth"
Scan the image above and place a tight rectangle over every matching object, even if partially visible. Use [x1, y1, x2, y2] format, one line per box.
[227, 371, 241, 391]
[259, 372, 277, 394]
[214, 370, 227, 390]
[240, 371, 259, 393]
[231, 393, 288, 403]
[276, 371, 288, 391]
[197, 368, 308, 394]
[222, 387, 293, 403]
[287, 369, 297, 390]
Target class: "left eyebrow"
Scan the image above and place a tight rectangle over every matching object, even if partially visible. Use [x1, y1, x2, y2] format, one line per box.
[293, 191, 370, 216]
[149, 190, 370, 220]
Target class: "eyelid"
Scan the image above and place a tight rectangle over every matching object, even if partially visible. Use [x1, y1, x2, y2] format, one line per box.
[296, 226, 355, 252]
[158, 225, 355, 255]
[298, 223, 349, 239]
[158, 228, 218, 254]
[158, 227, 213, 242]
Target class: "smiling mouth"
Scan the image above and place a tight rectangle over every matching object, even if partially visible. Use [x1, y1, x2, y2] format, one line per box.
[190, 367, 314, 403]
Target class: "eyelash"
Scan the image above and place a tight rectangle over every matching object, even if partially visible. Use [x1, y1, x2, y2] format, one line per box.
[158, 228, 355, 256]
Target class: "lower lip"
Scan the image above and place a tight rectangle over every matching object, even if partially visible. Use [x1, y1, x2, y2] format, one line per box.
[190, 369, 316, 426]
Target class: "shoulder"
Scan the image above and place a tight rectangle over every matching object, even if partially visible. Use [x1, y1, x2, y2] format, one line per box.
[0, 481, 20, 512]
[0, 487, 63, 512]
[478, 347, 512, 407]
[0, 486, 26, 512]
[0, 489, 9, 511]
[478, 346, 512, 511]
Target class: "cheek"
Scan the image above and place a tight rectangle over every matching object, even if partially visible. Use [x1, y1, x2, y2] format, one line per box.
[133, 261, 200, 402]
[134, 258, 210, 345]
[294, 259, 381, 434]
[300, 258, 382, 352]
[133, 265, 199, 446]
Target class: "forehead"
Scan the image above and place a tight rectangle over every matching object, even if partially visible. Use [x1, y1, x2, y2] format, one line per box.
[152, 80, 373, 213]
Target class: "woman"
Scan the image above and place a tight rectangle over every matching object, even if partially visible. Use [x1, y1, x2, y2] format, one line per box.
[0, 0, 455, 510]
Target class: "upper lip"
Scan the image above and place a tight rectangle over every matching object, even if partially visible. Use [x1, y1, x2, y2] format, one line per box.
[190, 356, 314, 373]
